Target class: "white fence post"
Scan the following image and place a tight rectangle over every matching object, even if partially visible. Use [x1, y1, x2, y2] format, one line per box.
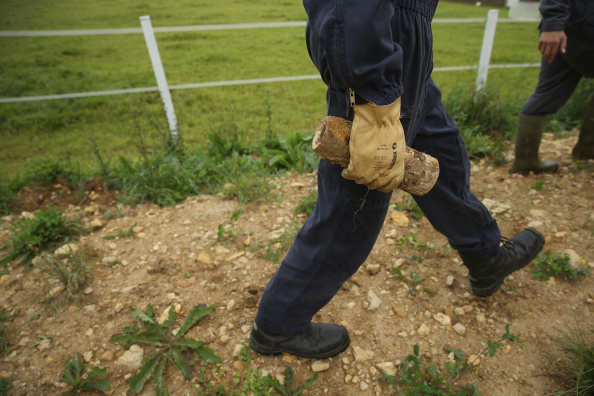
[475, 9, 499, 93]
[140, 15, 179, 143]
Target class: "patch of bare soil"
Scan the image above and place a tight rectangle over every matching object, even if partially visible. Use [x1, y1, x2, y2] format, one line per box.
[10, 177, 117, 214]
[1, 132, 593, 396]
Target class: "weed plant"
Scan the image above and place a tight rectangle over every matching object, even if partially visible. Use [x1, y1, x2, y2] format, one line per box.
[394, 195, 424, 219]
[36, 248, 94, 298]
[546, 80, 594, 133]
[268, 366, 319, 396]
[107, 148, 221, 206]
[216, 211, 243, 245]
[232, 346, 274, 395]
[103, 222, 137, 240]
[0, 303, 12, 357]
[230, 346, 319, 396]
[0, 181, 19, 216]
[0, 208, 85, 267]
[551, 320, 594, 395]
[0, 377, 13, 396]
[61, 353, 111, 395]
[531, 250, 589, 281]
[192, 361, 228, 395]
[110, 304, 219, 396]
[207, 122, 252, 161]
[444, 87, 520, 161]
[24, 157, 85, 186]
[395, 228, 439, 252]
[96, 124, 314, 206]
[391, 268, 436, 296]
[260, 132, 319, 172]
[380, 324, 523, 395]
[220, 154, 277, 204]
[295, 190, 317, 216]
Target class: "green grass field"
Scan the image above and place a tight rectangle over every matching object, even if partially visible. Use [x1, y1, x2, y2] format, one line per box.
[0, 1, 543, 179]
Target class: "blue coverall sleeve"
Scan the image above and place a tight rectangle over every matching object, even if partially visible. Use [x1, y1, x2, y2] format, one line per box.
[539, 0, 570, 32]
[303, 0, 403, 106]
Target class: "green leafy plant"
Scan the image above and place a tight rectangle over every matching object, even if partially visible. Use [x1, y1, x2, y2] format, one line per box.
[444, 87, 517, 161]
[232, 346, 319, 396]
[110, 304, 219, 396]
[217, 224, 238, 243]
[215, 210, 247, 245]
[531, 250, 589, 281]
[207, 127, 251, 162]
[550, 320, 594, 395]
[103, 222, 137, 240]
[380, 324, 523, 395]
[396, 228, 438, 252]
[193, 361, 230, 395]
[531, 181, 545, 191]
[0, 208, 85, 267]
[220, 154, 276, 204]
[394, 195, 424, 219]
[231, 209, 244, 222]
[0, 303, 13, 357]
[295, 190, 317, 217]
[36, 248, 94, 295]
[0, 377, 13, 396]
[0, 180, 20, 216]
[391, 268, 430, 296]
[24, 156, 84, 185]
[61, 353, 110, 396]
[233, 345, 276, 395]
[546, 79, 594, 133]
[268, 366, 319, 396]
[380, 344, 480, 395]
[407, 255, 424, 264]
[260, 132, 319, 172]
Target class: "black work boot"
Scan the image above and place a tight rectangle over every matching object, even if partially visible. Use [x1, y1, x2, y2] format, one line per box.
[460, 228, 545, 297]
[511, 114, 559, 174]
[249, 321, 350, 359]
[572, 94, 594, 160]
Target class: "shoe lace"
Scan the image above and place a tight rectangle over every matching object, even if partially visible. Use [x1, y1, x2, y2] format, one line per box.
[500, 236, 515, 251]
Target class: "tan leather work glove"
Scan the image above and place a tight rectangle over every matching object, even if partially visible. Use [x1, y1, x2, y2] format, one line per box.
[341, 98, 405, 193]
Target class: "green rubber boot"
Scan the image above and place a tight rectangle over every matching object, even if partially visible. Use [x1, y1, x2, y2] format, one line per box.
[572, 94, 594, 160]
[511, 114, 559, 174]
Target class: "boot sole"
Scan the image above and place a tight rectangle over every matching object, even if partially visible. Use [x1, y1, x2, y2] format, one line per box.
[249, 337, 350, 360]
[472, 230, 545, 298]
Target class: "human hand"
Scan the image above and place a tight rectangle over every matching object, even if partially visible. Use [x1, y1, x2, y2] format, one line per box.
[341, 98, 405, 193]
[538, 31, 567, 62]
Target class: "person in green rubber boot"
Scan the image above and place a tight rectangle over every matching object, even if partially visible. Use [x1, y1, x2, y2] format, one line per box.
[511, 0, 594, 174]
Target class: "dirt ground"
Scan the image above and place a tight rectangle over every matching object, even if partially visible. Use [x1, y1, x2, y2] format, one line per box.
[1, 131, 593, 396]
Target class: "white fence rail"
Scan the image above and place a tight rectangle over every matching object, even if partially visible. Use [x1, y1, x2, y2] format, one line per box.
[0, 18, 539, 37]
[0, 15, 541, 106]
[0, 64, 540, 105]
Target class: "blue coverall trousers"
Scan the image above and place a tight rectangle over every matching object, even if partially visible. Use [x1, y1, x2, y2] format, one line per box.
[522, 25, 594, 115]
[256, 0, 502, 334]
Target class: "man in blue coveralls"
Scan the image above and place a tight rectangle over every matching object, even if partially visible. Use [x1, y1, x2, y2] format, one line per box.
[511, 0, 594, 173]
[250, 0, 546, 359]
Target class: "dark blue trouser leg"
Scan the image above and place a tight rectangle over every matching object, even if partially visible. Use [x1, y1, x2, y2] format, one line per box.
[255, 159, 392, 334]
[521, 26, 594, 115]
[411, 81, 501, 257]
[521, 56, 583, 116]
